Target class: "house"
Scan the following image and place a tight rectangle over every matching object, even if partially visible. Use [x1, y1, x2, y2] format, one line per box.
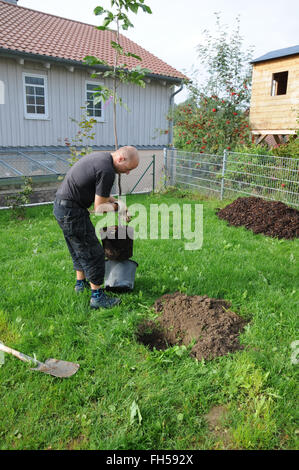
[249, 45, 299, 145]
[0, 0, 185, 198]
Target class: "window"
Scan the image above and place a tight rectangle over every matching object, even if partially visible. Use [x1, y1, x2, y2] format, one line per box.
[86, 81, 103, 121]
[23, 73, 48, 119]
[271, 71, 288, 96]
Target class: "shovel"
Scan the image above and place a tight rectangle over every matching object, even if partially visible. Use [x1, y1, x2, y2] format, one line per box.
[0, 341, 80, 378]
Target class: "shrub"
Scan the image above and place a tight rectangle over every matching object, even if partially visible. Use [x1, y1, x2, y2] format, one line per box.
[5, 177, 33, 220]
[64, 107, 97, 165]
[271, 136, 299, 159]
[173, 14, 253, 154]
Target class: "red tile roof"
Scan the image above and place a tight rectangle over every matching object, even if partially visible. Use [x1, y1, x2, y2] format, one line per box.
[0, 0, 186, 81]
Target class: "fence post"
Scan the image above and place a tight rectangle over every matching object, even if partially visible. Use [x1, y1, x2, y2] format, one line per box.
[188, 153, 192, 186]
[220, 149, 228, 200]
[170, 148, 176, 186]
[170, 148, 174, 185]
[163, 148, 167, 187]
[152, 154, 156, 192]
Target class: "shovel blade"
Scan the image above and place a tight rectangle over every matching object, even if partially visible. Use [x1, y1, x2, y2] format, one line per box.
[31, 358, 80, 378]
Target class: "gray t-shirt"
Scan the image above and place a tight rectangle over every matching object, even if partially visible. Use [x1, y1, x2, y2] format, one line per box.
[56, 151, 116, 209]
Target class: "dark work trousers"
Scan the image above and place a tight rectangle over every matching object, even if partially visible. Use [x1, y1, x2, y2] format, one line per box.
[53, 198, 105, 286]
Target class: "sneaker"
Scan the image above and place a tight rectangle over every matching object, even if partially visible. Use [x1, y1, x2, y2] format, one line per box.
[75, 279, 90, 293]
[90, 289, 121, 309]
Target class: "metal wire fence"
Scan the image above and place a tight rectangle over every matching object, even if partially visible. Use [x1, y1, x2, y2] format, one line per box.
[0, 149, 70, 180]
[164, 148, 299, 207]
[112, 154, 157, 195]
[0, 149, 161, 208]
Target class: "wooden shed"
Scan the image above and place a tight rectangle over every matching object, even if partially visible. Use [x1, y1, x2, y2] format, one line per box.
[249, 45, 299, 144]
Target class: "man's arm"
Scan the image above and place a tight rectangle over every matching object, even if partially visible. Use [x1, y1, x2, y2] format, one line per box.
[94, 195, 131, 221]
[94, 195, 118, 214]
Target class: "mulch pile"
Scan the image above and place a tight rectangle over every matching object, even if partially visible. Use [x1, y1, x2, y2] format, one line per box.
[137, 292, 247, 361]
[216, 197, 299, 239]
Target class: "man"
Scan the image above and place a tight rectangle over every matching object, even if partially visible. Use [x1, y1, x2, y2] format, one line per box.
[53, 146, 139, 309]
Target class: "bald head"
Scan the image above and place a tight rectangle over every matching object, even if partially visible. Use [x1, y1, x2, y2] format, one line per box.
[112, 146, 139, 174]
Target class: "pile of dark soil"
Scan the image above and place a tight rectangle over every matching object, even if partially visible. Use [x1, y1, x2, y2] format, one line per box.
[137, 292, 247, 361]
[100, 225, 134, 260]
[216, 197, 299, 239]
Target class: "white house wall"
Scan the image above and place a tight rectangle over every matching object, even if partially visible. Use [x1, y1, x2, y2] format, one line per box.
[0, 56, 171, 147]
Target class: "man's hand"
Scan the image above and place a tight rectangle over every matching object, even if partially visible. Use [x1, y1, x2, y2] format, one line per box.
[93, 195, 131, 222]
[115, 199, 132, 223]
[94, 195, 118, 214]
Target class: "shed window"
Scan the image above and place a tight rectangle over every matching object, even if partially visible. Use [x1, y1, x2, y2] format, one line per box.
[271, 71, 288, 96]
[23, 73, 48, 119]
[86, 82, 103, 121]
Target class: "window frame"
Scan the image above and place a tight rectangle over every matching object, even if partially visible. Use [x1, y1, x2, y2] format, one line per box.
[22, 72, 49, 120]
[85, 80, 104, 122]
[271, 71, 288, 97]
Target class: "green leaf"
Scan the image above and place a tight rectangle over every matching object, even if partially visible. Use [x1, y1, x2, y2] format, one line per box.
[121, 16, 134, 30]
[118, 97, 130, 112]
[103, 18, 112, 28]
[94, 6, 105, 16]
[103, 71, 114, 78]
[140, 4, 152, 14]
[93, 95, 102, 105]
[83, 55, 108, 66]
[111, 41, 124, 54]
[133, 65, 151, 73]
[130, 400, 142, 425]
[106, 11, 115, 20]
[175, 345, 187, 357]
[128, 3, 139, 13]
[125, 52, 142, 61]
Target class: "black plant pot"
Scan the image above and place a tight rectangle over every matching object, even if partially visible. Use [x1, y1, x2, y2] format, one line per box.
[100, 225, 134, 261]
[104, 259, 138, 293]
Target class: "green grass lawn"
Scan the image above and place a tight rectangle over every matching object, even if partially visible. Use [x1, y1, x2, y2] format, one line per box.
[0, 190, 298, 450]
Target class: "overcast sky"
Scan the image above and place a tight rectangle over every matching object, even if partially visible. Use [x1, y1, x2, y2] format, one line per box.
[18, 0, 299, 102]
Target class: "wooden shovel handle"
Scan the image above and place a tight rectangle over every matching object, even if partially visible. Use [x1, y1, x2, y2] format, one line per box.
[0, 342, 39, 365]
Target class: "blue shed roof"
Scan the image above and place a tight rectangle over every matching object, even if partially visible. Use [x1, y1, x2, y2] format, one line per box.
[251, 45, 299, 64]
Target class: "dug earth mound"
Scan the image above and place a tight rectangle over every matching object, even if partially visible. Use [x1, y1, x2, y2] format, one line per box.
[137, 292, 247, 361]
[216, 196, 299, 240]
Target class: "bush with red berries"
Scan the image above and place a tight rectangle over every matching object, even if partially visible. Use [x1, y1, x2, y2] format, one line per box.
[174, 91, 251, 154]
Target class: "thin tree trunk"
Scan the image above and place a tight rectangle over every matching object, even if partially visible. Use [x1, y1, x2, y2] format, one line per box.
[113, 18, 121, 196]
